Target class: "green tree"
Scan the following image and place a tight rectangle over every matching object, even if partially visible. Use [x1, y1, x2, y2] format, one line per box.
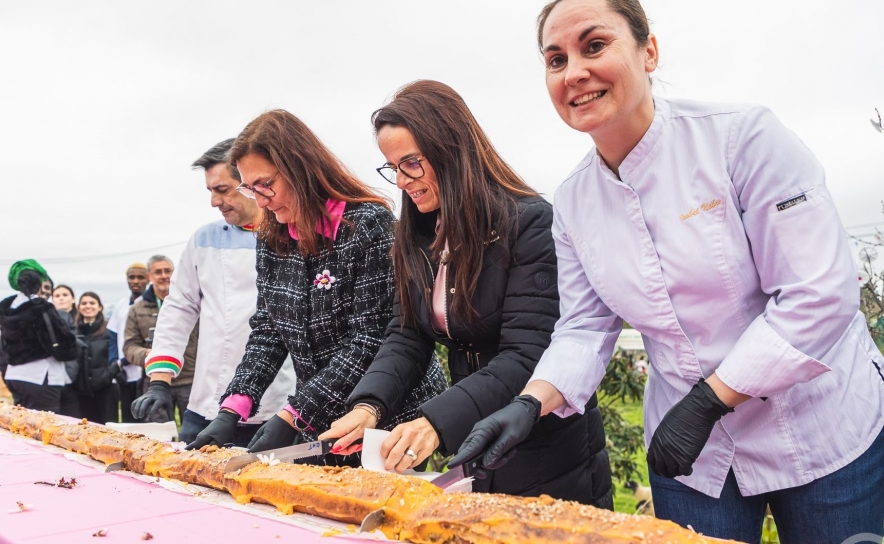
[856, 202, 884, 350]
[597, 350, 647, 484]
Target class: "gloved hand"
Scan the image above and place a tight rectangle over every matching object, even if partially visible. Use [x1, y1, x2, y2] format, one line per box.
[247, 415, 299, 453]
[130, 380, 174, 422]
[647, 380, 734, 478]
[184, 409, 240, 450]
[109, 360, 125, 383]
[448, 395, 541, 479]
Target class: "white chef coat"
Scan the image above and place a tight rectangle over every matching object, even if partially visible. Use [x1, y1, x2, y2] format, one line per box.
[530, 97, 884, 497]
[145, 221, 296, 422]
[107, 294, 144, 383]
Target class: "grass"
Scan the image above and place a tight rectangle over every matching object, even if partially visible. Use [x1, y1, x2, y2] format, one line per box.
[609, 397, 648, 514]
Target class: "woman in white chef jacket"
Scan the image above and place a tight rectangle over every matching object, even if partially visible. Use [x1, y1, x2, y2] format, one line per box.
[448, 0, 884, 542]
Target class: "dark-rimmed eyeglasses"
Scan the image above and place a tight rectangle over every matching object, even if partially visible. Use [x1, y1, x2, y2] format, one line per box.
[376, 156, 425, 184]
[236, 171, 279, 200]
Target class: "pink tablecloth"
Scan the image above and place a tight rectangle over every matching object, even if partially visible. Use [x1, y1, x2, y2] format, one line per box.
[0, 432, 361, 544]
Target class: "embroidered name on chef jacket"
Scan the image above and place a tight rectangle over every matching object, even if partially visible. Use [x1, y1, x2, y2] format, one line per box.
[680, 199, 722, 221]
[775, 193, 807, 212]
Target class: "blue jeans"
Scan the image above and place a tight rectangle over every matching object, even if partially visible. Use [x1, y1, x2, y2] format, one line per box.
[649, 427, 884, 544]
[178, 409, 261, 448]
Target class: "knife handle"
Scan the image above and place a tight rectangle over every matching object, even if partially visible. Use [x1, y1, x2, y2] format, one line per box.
[319, 439, 337, 455]
[325, 438, 363, 455]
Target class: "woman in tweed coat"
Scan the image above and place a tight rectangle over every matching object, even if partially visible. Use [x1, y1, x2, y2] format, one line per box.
[321, 81, 612, 506]
[185, 110, 447, 464]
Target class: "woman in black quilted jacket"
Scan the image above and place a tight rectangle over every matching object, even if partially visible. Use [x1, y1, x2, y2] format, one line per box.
[322, 80, 612, 507]
[73, 292, 121, 424]
[185, 109, 447, 465]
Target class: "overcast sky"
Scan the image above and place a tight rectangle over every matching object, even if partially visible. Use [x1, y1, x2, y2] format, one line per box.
[1, 0, 882, 303]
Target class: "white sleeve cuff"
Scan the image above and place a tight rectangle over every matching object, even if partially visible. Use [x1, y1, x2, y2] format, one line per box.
[715, 315, 831, 397]
[529, 338, 608, 419]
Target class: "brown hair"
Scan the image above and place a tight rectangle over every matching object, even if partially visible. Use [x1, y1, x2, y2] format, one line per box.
[372, 80, 538, 325]
[536, 0, 650, 50]
[229, 110, 390, 256]
[76, 292, 107, 334]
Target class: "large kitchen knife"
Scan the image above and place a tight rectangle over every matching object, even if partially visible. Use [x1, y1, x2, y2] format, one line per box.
[428, 464, 465, 489]
[223, 439, 336, 473]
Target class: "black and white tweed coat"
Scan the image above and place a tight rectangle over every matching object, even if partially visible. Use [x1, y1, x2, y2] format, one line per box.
[222, 202, 447, 441]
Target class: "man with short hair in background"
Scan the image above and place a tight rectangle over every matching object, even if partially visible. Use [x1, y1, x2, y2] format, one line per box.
[130, 139, 296, 445]
[124, 255, 197, 423]
[106, 263, 150, 422]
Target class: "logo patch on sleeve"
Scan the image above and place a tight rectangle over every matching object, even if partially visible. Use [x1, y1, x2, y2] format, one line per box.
[776, 193, 807, 212]
[533, 272, 551, 290]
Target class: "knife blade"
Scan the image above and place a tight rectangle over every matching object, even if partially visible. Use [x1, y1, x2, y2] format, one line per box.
[104, 461, 126, 473]
[358, 508, 385, 533]
[429, 464, 465, 489]
[223, 439, 336, 473]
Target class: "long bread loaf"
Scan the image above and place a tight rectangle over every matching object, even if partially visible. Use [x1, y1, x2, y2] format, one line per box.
[0, 404, 730, 543]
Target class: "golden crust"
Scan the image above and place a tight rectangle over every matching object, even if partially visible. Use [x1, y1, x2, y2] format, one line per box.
[394, 493, 721, 544]
[0, 405, 731, 544]
[226, 463, 441, 523]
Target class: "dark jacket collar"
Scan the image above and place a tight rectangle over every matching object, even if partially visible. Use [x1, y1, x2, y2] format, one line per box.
[142, 284, 157, 304]
[413, 210, 441, 256]
[77, 313, 106, 337]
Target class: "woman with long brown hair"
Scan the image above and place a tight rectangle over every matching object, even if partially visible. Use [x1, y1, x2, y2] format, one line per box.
[73, 292, 122, 423]
[321, 80, 612, 506]
[185, 110, 446, 464]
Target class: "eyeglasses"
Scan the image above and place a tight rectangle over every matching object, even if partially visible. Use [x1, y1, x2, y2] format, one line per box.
[376, 156, 425, 184]
[236, 171, 280, 199]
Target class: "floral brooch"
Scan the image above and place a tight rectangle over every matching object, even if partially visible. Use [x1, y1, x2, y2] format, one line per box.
[314, 270, 336, 290]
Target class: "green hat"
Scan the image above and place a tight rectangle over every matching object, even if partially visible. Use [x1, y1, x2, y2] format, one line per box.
[7, 259, 51, 290]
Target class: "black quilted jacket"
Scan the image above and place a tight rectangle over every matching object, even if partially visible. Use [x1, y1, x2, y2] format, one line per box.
[222, 202, 447, 442]
[348, 196, 612, 506]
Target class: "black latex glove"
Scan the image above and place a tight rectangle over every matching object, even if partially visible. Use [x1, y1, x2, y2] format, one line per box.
[130, 380, 174, 422]
[247, 414, 299, 453]
[647, 380, 734, 478]
[448, 395, 541, 479]
[185, 410, 240, 450]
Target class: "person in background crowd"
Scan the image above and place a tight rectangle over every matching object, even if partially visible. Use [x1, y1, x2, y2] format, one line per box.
[449, 1, 884, 542]
[0, 261, 78, 411]
[52, 285, 78, 322]
[185, 110, 446, 461]
[38, 278, 53, 301]
[74, 292, 122, 423]
[130, 139, 297, 445]
[123, 256, 196, 423]
[322, 81, 612, 506]
[50, 284, 82, 418]
[107, 263, 150, 422]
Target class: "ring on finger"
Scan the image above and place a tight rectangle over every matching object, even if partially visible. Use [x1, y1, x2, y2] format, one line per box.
[405, 448, 418, 461]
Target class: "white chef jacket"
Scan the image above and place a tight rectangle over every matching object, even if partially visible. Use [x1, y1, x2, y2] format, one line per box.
[107, 294, 143, 383]
[145, 220, 297, 422]
[530, 97, 884, 498]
